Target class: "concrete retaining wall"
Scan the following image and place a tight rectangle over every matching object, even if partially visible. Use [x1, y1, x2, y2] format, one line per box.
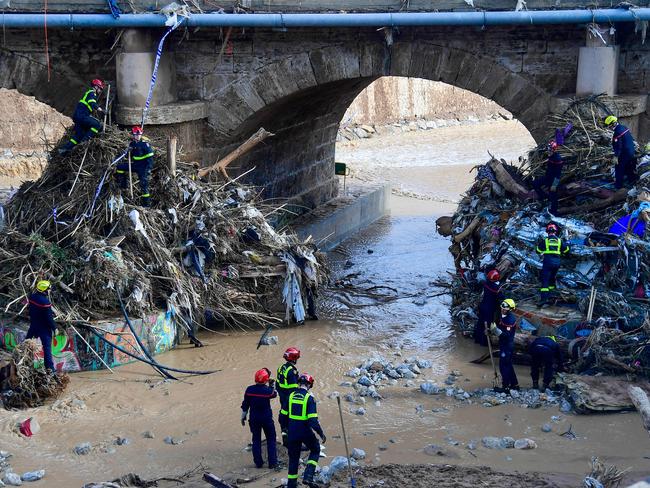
[294, 184, 390, 251]
[0, 310, 179, 372]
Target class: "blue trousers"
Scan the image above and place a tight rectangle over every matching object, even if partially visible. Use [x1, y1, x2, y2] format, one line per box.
[62, 114, 102, 151]
[116, 160, 152, 197]
[499, 341, 518, 388]
[26, 325, 54, 371]
[540, 259, 560, 302]
[615, 155, 638, 189]
[287, 427, 320, 487]
[530, 345, 555, 387]
[474, 303, 495, 346]
[532, 175, 559, 215]
[250, 417, 277, 468]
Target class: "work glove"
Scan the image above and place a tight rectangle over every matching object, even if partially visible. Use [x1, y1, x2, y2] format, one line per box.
[612, 156, 618, 165]
[268, 378, 276, 388]
[550, 178, 560, 193]
[240, 410, 247, 427]
[489, 323, 502, 336]
[320, 434, 326, 444]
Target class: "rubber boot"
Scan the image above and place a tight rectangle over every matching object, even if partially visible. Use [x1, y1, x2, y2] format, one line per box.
[302, 464, 318, 487]
[287, 479, 298, 488]
[532, 382, 539, 391]
[141, 195, 151, 207]
[542, 383, 550, 392]
[281, 431, 289, 448]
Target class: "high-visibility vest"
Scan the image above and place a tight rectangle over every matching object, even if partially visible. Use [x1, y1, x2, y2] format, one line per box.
[277, 363, 298, 390]
[538, 237, 563, 255]
[79, 89, 97, 114]
[288, 391, 318, 421]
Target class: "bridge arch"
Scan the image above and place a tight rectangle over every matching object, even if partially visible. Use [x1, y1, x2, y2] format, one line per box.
[208, 41, 552, 207]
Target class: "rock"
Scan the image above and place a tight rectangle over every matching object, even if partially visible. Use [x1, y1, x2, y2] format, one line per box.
[368, 361, 384, 372]
[339, 381, 353, 387]
[420, 383, 441, 395]
[357, 376, 373, 387]
[114, 437, 130, 446]
[450, 370, 462, 377]
[404, 380, 415, 388]
[467, 440, 478, 450]
[142, 431, 155, 439]
[541, 424, 552, 433]
[423, 444, 445, 456]
[400, 370, 416, 380]
[514, 438, 537, 450]
[345, 368, 362, 378]
[444, 375, 456, 385]
[343, 393, 356, 403]
[259, 335, 278, 345]
[385, 369, 401, 379]
[102, 447, 117, 455]
[408, 364, 421, 374]
[445, 388, 455, 397]
[354, 408, 366, 416]
[551, 415, 561, 422]
[74, 442, 92, 455]
[163, 436, 183, 445]
[388, 379, 398, 386]
[20, 471, 44, 482]
[351, 448, 366, 460]
[360, 124, 375, 134]
[416, 359, 432, 369]
[560, 399, 572, 413]
[501, 437, 515, 449]
[378, 444, 388, 451]
[2, 473, 21, 486]
[415, 404, 424, 414]
[327, 391, 340, 399]
[482, 437, 503, 449]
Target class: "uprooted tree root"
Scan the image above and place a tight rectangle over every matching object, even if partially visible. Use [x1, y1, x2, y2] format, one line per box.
[3, 339, 69, 409]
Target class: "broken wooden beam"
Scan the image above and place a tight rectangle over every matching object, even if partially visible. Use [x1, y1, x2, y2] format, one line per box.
[557, 188, 628, 215]
[487, 158, 530, 198]
[453, 216, 481, 243]
[628, 386, 650, 437]
[203, 472, 236, 488]
[198, 128, 275, 179]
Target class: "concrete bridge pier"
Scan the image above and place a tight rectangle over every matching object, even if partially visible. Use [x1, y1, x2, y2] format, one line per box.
[115, 29, 207, 161]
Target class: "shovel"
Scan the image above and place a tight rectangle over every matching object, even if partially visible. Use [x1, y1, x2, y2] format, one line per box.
[484, 322, 500, 388]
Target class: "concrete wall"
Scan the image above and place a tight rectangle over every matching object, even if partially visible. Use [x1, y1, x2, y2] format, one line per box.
[293, 184, 390, 251]
[343, 78, 506, 126]
[0, 310, 179, 372]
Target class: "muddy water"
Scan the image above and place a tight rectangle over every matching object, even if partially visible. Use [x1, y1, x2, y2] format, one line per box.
[1, 123, 649, 487]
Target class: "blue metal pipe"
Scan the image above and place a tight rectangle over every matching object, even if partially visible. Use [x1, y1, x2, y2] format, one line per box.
[1, 9, 649, 29]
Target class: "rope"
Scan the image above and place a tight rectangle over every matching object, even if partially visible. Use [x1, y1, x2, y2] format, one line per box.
[140, 17, 186, 128]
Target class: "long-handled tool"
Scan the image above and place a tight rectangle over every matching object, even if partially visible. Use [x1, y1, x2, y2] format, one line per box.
[102, 83, 111, 132]
[484, 321, 500, 388]
[336, 396, 356, 488]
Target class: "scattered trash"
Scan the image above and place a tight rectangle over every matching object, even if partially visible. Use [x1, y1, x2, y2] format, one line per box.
[18, 417, 40, 437]
[74, 442, 92, 455]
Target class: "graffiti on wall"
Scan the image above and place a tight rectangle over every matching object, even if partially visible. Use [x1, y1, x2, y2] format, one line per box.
[0, 310, 178, 372]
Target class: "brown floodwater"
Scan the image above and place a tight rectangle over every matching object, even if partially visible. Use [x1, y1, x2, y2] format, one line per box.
[1, 124, 649, 487]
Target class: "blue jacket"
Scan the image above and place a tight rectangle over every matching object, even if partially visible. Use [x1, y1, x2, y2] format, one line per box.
[612, 124, 636, 159]
[545, 152, 564, 180]
[276, 361, 299, 407]
[287, 387, 324, 438]
[73, 87, 100, 120]
[529, 336, 563, 364]
[241, 383, 277, 422]
[497, 312, 517, 347]
[129, 140, 154, 167]
[28, 292, 56, 332]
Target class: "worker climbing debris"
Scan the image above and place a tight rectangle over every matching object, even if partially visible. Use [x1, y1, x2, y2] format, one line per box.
[116, 125, 154, 207]
[441, 95, 650, 380]
[59, 79, 105, 156]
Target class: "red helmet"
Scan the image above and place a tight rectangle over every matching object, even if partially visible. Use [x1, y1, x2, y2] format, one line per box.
[283, 347, 300, 362]
[91, 79, 105, 89]
[487, 269, 500, 282]
[298, 373, 314, 388]
[547, 140, 558, 152]
[546, 223, 559, 234]
[254, 368, 270, 384]
[131, 125, 144, 135]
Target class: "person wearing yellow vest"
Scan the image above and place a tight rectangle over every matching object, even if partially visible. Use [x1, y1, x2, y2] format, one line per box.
[286, 373, 326, 488]
[276, 347, 300, 447]
[116, 126, 155, 207]
[535, 222, 570, 306]
[59, 79, 105, 155]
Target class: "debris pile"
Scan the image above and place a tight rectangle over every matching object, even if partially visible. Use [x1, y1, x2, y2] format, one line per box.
[0, 127, 326, 330]
[2, 339, 69, 408]
[441, 96, 650, 377]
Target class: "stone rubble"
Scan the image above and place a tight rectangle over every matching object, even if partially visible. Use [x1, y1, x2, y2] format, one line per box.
[0, 452, 44, 485]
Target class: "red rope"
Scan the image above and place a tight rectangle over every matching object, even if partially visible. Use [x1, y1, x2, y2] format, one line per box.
[44, 0, 50, 82]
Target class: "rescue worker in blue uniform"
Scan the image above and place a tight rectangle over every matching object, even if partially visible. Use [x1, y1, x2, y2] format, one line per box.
[59, 79, 105, 155]
[490, 299, 519, 393]
[529, 335, 564, 391]
[532, 140, 563, 215]
[116, 126, 154, 207]
[241, 368, 279, 469]
[277, 347, 300, 446]
[26, 280, 57, 373]
[287, 373, 326, 488]
[474, 269, 504, 346]
[605, 115, 638, 188]
[536, 222, 570, 306]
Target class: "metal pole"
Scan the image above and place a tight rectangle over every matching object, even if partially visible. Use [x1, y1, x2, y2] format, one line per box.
[336, 396, 356, 488]
[128, 152, 134, 199]
[484, 322, 500, 388]
[167, 135, 177, 174]
[102, 83, 110, 133]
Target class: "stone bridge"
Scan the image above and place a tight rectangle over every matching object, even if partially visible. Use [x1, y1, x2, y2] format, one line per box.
[1, 1, 649, 206]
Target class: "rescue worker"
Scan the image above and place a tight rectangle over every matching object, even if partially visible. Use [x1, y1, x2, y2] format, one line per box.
[241, 368, 279, 470]
[529, 334, 563, 391]
[490, 299, 519, 393]
[116, 126, 154, 207]
[59, 79, 105, 155]
[604, 115, 638, 189]
[276, 347, 300, 447]
[532, 140, 563, 215]
[473, 269, 504, 346]
[26, 280, 57, 373]
[536, 222, 570, 306]
[287, 373, 326, 488]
